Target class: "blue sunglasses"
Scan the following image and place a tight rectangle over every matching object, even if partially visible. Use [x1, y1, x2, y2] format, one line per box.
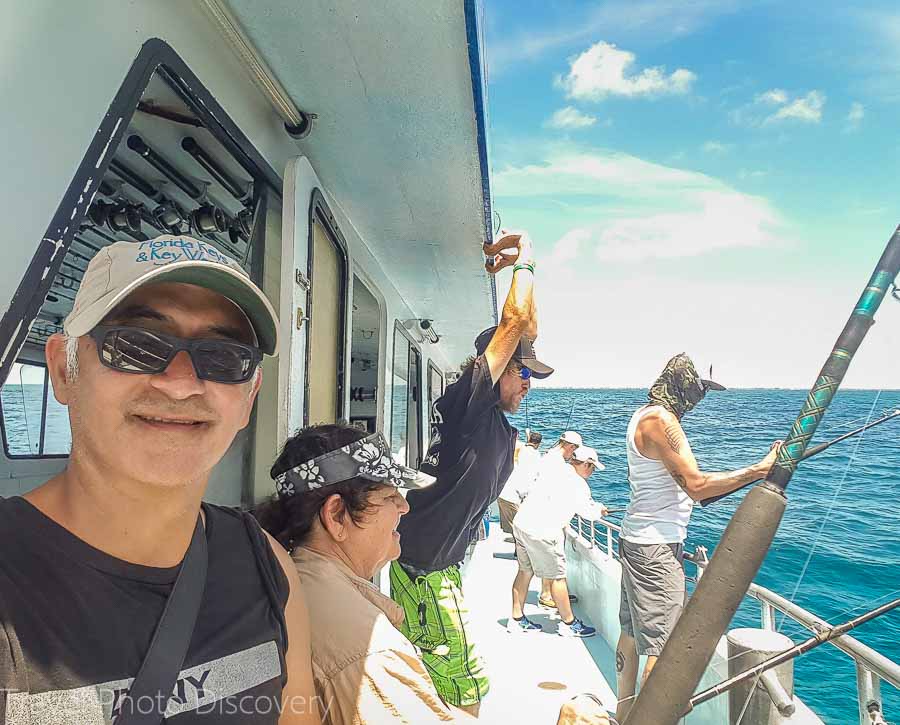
[517, 365, 533, 380]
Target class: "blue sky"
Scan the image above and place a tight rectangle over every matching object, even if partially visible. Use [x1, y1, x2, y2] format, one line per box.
[482, 0, 900, 388]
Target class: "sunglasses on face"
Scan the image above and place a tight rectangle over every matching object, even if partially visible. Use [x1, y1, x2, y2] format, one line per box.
[88, 325, 262, 384]
[509, 365, 532, 380]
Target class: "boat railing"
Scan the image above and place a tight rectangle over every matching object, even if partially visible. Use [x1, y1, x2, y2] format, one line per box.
[570, 514, 899, 725]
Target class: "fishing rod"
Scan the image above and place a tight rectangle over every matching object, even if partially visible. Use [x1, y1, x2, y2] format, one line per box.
[700, 408, 900, 507]
[684, 597, 900, 714]
[564, 397, 576, 431]
[625, 226, 900, 725]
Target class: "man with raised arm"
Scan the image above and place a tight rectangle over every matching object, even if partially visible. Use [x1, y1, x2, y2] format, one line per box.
[390, 230, 553, 717]
[614, 353, 780, 723]
[0, 236, 318, 724]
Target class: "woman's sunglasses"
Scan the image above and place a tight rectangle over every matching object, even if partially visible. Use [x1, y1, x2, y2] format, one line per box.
[88, 325, 262, 384]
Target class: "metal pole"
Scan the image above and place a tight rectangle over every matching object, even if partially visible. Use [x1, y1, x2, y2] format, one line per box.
[625, 227, 900, 725]
[760, 601, 776, 631]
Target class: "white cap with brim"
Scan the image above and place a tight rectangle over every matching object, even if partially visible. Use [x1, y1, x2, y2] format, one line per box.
[63, 236, 279, 355]
[560, 431, 583, 446]
[572, 445, 605, 471]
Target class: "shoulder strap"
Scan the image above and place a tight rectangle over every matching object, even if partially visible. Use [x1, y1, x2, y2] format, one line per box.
[115, 515, 208, 725]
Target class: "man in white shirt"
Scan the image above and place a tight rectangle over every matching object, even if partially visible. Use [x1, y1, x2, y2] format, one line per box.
[508, 446, 607, 637]
[531, 430, 582, 608]
[497, 430, 543, 536]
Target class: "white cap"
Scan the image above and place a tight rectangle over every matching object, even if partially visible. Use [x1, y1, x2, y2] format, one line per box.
[560, 431, 583, 446]
[63, 236, 279, 355]
[572, 446, 605, 471]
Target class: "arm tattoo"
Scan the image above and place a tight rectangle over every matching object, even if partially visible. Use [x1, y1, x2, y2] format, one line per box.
[664, 424, 683, 454]
[616, 650, 625, 672]
[673, 472, 688, 490]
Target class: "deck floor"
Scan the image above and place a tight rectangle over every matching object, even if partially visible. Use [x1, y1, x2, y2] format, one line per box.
[462, 526, 617, 722]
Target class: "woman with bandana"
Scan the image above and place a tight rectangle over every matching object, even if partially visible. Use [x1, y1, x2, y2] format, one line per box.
[613, 354, 781, 724]
[254, 423, 611, 725]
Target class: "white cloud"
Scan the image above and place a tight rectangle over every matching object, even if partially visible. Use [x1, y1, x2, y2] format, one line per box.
[494, 147, 787, 263]
[556, 42, 696, 101]
[545, 107, 598, 129]
[549, 228, 590, 263]
[702, 141, 730, 154]
[766, 90, 826, 124]
[732, 89, 826, 127]
[845, 101, 865, 131]
[756, 89, 788, 105]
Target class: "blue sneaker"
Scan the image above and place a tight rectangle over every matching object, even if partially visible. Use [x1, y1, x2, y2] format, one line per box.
[558, 617, 596, 638]
[506, 615, 543, 633]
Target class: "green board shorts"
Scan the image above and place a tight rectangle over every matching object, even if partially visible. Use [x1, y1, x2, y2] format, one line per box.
[389, 560, 489, 707]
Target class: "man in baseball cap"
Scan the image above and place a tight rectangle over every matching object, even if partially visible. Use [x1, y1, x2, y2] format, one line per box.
[511, 442, 607, 638]
[0, 235, 320, 722]
[391, 229, 551, 714]
[614, 352, 780, 723]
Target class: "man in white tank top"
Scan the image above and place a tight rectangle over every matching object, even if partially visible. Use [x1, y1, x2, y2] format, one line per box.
[614, 354, 781, 723]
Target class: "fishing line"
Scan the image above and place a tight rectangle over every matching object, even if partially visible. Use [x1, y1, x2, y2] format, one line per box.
[817, 586, 900, 627]
[779, 390, 882, 631]
[15, 368, 35, 454]
[564, 397, 576, 432]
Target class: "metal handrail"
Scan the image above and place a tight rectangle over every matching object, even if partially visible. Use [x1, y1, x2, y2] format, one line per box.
[569, 514, 898, 723]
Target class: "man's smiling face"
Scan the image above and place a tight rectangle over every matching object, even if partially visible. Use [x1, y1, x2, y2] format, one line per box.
[47, 281, 261, 490]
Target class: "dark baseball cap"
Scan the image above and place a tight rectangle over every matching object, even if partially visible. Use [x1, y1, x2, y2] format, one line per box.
[474, 326, 554, 379]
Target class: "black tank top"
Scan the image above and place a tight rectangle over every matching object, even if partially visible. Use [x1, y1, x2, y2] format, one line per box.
[0, 497, 289, 724]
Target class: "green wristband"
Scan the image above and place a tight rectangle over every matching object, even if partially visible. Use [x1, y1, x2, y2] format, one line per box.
[513, 263, 535, 274]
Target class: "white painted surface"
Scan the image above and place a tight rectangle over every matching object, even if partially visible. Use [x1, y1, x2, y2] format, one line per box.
[224, 0, 496, 362]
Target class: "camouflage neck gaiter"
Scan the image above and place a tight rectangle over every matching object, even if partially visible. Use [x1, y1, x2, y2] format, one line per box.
[647, 353, 707, 420]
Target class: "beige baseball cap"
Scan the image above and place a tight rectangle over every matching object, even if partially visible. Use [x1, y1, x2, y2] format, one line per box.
[63, 235, 279, 355]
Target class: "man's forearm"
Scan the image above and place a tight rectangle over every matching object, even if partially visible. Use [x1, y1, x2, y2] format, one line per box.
[677, 464, 764, 501]
[500, 266, 536, 337]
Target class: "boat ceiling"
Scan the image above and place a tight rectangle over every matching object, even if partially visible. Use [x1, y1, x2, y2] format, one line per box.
[223, 0, 496, 366]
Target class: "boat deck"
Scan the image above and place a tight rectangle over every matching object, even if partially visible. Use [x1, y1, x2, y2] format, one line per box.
[462, 526, 618, 722]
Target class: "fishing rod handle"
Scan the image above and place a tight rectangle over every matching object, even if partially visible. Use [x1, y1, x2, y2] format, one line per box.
[769, 226, 900, 491]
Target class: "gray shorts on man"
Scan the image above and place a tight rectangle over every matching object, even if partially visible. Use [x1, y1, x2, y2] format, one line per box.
[617, 539, 685, 656]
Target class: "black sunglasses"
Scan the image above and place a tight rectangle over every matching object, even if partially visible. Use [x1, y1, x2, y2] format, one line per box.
[88, 325, 262, 384]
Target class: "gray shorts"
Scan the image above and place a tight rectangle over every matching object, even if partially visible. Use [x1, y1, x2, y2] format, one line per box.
[618, 538, 685, 657]
[513, 525, 566, 579]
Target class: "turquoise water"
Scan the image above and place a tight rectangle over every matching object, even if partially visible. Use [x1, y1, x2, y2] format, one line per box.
[509, 388, 900, 724]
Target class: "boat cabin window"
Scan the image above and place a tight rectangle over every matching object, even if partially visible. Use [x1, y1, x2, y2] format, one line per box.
[306, 199, 348, 424]
[0, 361, 71, 458]
[390, 323, 422, 467]
[349, 276, 381, 434]
[0, 42, 283, 504]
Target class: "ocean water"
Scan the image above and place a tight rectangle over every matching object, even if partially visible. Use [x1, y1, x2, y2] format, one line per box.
[0, 382, 71, 456]
[508, 388, 900, 724]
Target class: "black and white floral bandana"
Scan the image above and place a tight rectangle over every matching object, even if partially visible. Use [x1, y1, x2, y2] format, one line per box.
[273, 432, 419, 499]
